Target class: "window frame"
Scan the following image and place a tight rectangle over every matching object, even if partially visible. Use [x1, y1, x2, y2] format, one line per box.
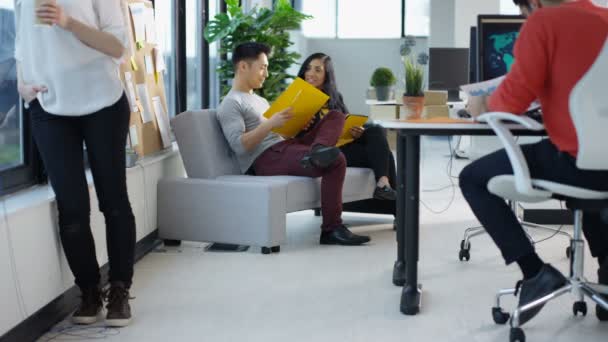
[296, 0, 430, 39]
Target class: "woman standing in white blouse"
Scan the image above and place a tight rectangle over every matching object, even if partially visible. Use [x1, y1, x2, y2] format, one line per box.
[15, 0, 135, 327]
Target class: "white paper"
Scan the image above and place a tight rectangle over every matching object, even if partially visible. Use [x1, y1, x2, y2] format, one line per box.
[153, 47, 166, 73]
[124, 73, 139, 112]
[461, 76, 539, 111]
[136, 84, 154, 123]
[120, 1, 136, 57]
[152, 96, 172, 148]
[128, 3, 146, 45]
[129, 125, 139, 147]
[460, 76, 506, 97]
[144, 55, 154, 75]
[144, 7, 157, 44]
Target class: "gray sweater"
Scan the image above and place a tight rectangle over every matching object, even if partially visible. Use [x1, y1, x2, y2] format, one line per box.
[216, 89, 283, 173]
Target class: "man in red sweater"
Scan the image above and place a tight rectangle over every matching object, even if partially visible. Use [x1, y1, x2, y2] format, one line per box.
[460, 0, 608, 325]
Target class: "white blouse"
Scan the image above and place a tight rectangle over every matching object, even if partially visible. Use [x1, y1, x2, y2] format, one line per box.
[14, 0, 128, 116]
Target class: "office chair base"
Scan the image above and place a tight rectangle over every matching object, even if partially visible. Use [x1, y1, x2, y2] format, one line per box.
[459, 220, 571, 262]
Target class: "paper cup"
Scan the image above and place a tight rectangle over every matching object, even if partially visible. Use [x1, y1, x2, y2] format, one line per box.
[34, 0, 56, 26]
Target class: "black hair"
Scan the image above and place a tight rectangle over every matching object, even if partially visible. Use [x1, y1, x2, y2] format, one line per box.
[232, 42, 271, 70]
[513, 0, 531, 7]
[297, 52, 349, 114]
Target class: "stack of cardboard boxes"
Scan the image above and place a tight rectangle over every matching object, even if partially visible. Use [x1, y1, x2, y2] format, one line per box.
[422, 90, 449, 119]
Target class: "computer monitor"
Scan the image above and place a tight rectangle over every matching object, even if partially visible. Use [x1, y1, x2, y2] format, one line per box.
[428, 48, 470, 102]
[469, 26, 478, 83]
[477, 15, 525, 81]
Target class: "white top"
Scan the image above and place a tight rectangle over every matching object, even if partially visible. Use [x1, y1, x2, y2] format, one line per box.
[14, 0, 128, 116]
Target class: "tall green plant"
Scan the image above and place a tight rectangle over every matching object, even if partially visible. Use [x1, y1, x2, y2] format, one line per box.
[204, 0, 311, 101]
[404, 57, 424, 97]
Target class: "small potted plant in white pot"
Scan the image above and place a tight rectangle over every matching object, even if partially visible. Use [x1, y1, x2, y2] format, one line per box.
[370, 67, 396, 101]
[403, 57, 425, 119]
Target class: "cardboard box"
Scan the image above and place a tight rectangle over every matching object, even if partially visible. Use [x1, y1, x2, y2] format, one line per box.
[424, 90, 448, 106]
[423, 105, 450, 119]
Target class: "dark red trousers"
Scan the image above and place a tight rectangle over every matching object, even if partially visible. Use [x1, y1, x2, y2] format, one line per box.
[254, 110, 346, 232]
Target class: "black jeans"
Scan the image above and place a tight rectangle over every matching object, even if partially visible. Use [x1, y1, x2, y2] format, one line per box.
[340, 124, 396, 185]
[30, 94, 135, 289]
[459, 139, 608, 265]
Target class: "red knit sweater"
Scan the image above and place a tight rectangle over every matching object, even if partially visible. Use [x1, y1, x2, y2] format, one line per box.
[488, 0, 608, 157]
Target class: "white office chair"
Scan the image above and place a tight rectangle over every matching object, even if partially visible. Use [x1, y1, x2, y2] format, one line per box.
[477, 37, 608, 342]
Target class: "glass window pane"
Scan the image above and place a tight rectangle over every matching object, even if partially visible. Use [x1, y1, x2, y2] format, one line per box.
[405, 0, 430, 37]
[0, 3, 23, 172]
[337, 0, 401, 38]
[208, 0, 221, 108]
[301, 0, 336, 38]
[155, 0, 177, 117]
[186, 0, 202, 110]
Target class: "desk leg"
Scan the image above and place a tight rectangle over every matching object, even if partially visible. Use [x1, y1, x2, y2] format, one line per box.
[400, 135, 421, 315]
[392, 131, 406, 286]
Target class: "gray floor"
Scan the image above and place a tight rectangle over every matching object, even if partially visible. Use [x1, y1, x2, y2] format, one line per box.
[39, 138, 608, 342]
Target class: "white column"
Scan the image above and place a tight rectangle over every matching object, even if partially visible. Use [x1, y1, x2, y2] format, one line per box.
[429, 0, 456, 47]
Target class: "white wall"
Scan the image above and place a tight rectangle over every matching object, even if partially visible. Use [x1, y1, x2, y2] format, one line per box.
[454, 0, 501, 47]
[429, 0, 456, 47]
[431, 0, 502, 48]
[303, 38, 428, 116]
[0, 149, 185, 336]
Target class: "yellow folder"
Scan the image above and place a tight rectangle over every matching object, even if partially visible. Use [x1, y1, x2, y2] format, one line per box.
[336, 114, 369, 147]
[263, 77, 329, 138]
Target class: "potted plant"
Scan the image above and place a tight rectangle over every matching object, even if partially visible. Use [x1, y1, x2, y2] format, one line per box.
[370, 67, 396, 101]
[204, 0, 311, 101]
[403, 57, 425, 119]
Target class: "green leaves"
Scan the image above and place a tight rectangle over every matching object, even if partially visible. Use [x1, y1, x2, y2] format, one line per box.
[204, 0, 311, 102]
[404, 57, 424, 97]
[370, 67, 396, 87]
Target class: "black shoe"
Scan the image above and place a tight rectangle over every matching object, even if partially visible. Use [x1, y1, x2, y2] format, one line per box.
[319, 225, 371, 246]
[514, 264, 566, 326]
[300, 145, 340, 169]
[105, 282, 132, 327]
[373, 185, 396, 201]
[597, 261, 608, 321]
[72, 286, 103, 325]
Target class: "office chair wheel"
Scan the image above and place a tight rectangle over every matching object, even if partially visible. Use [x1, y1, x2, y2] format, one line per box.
[459, 249, 471, 261]
[573, 301, 587, 316]
[597, 304, 608, 321]
[459, 240, 471, 261]
[261, 247, 271, 254]
[271, 246, 280, 253]
[566, 246, 572, 259]
[509, 327, 525, 342]
[492, 307, 510, 324]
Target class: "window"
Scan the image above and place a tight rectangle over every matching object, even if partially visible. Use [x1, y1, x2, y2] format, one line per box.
[338, 0, 401, 38]
[155, 0, 177, 117]
[186, 0, 203, 110]
[300, 0, 336, 38]
[405, 0, 429, 37]
[1, 1, 41, 196]
[299, 0, 429, 38]
[0, 3, 21, 173]
[208, 0, 221, 108]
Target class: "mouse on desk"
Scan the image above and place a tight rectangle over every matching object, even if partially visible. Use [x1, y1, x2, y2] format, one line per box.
[457, 109, 471, 118]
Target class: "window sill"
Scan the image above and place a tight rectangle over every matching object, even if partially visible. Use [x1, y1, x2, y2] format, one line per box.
[0, 143, 180, 216]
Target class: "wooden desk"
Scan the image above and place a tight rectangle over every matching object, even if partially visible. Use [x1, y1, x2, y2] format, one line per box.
[378, 118, 546, 315]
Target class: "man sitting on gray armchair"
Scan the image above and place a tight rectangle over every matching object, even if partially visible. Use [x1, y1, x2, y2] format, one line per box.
[216, 42, 370, 246]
